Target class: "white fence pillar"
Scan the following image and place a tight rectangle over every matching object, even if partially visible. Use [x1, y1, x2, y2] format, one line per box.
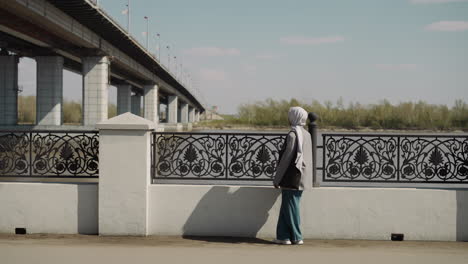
[96, 113, 154, 236]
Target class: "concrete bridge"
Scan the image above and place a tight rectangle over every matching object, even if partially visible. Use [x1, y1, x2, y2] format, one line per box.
[0, 0, 204, 130]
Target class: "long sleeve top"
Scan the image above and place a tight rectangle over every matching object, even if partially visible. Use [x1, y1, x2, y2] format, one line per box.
[273, 127, 313, 190]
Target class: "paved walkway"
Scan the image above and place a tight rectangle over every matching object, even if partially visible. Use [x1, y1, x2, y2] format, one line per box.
[1, 234, 467, 264]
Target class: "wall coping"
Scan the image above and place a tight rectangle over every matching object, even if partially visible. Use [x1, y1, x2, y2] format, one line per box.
[96, 112, 155, 131]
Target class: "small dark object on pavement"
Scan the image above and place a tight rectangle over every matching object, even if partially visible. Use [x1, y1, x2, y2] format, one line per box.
[391, 233, 404, 241]
[15, 228, 26, 235]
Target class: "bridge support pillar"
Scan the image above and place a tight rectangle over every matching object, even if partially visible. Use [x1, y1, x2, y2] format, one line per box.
[131, 93, 142, 116]
[167, 95, 178, 123]
[0, 55, 19, 126]
[82, 56, 110, 126]
[180, 103, 189, 123]
[36, 56, 63, 126]
[188, 107, 195, 123]
[116, 84, 132, 115]
[195, 110, 200, 123]
[143, 84, 159, 124]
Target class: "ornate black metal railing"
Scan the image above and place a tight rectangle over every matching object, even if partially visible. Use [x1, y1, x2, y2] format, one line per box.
[322, 133, 468, 183]
[0, 130, 99, 178]
[152, 132, 287, 180]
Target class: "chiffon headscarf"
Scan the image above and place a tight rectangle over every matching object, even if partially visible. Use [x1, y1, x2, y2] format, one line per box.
[288, 107, 308, 170]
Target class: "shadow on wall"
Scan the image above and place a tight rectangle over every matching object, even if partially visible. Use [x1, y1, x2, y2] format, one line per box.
[182, 186, 280, 238]
[456, 190, 468, 242]
[77, 184, 98, 235]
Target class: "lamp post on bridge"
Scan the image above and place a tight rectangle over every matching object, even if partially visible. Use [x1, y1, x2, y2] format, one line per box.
[128, 0, 131, 33]
[121, 0, 131, 33]
[173, 56, 177, 76]
[156, 33, 161, 61]
[166, 45, 170, 69]
[144, 16, 149, 50]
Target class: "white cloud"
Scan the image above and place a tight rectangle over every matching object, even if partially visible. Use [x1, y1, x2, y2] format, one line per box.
[183, 47, 240, 57]
[410, 0, 468, 4]
[199, 68, 227, 81]
[425, 21, 468, 31]
[280, 35, 345, 45]
[375, 64, 419, 71]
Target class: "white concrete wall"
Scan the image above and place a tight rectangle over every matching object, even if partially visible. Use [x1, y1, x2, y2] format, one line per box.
[0, 183, 98, 234]
[149, 185, 468, 241]
[1, 182, 467, 241]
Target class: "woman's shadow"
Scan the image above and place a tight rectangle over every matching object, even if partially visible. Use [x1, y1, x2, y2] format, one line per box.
[182, 186, 280, 244]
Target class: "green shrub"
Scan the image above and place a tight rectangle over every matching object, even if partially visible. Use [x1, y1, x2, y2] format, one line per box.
[226, 98, 468, 130]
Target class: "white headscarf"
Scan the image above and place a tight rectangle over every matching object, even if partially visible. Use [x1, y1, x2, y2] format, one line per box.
[288, 107, 308, 170]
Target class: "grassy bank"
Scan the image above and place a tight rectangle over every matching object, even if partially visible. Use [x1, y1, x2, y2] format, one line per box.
[197, 98, 468, 131]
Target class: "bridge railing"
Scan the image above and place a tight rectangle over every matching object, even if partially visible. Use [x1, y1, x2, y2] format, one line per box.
[320, 133, 468, 184]
[151, 129, 468, 186]
[151, 132, 287, 181]
[0, 130, 99, 178]
[3, 126, 465, 185]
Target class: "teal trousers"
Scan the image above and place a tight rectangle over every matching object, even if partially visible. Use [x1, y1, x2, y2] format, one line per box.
[276, 189, 303, 241]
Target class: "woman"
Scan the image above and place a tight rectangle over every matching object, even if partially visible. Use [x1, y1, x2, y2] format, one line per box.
[273, 106, 313, 245]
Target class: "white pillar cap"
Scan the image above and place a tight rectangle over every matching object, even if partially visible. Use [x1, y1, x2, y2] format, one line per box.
[96, 112, 155, 130]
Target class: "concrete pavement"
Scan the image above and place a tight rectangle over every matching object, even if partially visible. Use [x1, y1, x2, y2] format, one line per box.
[1, 234, 467, 264]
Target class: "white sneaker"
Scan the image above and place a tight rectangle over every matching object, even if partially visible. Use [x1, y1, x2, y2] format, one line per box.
[273, 239, 292, 245]
[293, 240, 304, 245]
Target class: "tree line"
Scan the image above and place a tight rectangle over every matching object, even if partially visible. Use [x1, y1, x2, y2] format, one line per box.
[210, 98, 468, 131]
[17, 96, 468, 130]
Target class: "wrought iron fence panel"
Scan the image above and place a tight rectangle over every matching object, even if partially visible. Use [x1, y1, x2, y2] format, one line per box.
[152, 132, 287, 180]
[399, 137, 468, 182]
[323, 134, 468, 183]
[227, 134, 285, 180]
[324, 135, 398, 181]
[0, 131, 99, 178]
[0, 132, 31, 176]
[154, 133, 227, 178]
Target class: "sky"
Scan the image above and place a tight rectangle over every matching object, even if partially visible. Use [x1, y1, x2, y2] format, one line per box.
[18, 0, 468, 114]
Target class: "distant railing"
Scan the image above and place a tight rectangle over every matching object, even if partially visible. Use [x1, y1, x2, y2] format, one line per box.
[321, 133, 468, 184]
[0, 130, 99, 178]
[152, 132, 287, 181]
